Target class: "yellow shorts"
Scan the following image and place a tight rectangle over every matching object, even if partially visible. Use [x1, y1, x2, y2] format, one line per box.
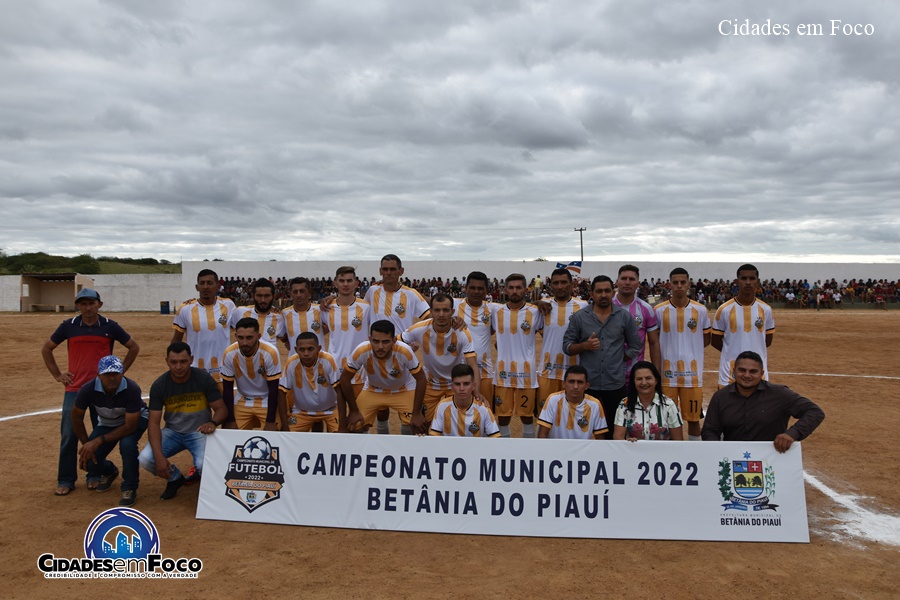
[356, 389, 415, 428]
[662, 386, 703, 422]
[493, 387, 536, 417]
[234, 403, 279, 430]
[423, 388, 451, 422]
[480, 378, 494, 405]
[286, 412, 339, 433]
[537, 376, 565, 412]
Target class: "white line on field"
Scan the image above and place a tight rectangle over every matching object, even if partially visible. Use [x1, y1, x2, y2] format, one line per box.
[805, 472, 900, 546]
[0, 395, 151, 422]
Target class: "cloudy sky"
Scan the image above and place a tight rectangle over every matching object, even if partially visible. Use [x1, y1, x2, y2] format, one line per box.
[2, 0, 898, 264]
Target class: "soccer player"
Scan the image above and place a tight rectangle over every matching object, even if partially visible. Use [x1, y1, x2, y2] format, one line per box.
[712, 264, 775, 387]
[454, 271, 498, 404]
[281, 277, 329, 355]
[493, 273, 544, 438]
[71, 356, 148, 507]
[430, 364, 500, 437]
[278, 332, 342, 432]
[339, 320, 427, 435]
[138, 342, 227, 499]
[654, 267, 711, 440]
[402, 293, 480, 423]
[221, 317, 282, 430]
[563, 275, 642, 438]
[42, 288, 139, 497]
[613, 264, 660, 377]
[364, 254, 431, 434]
[229, 278, 285, 345]
[171, 269, 236, 384]
[537, 268, 588, 412]
[702, 351, 824, 452]
[326, 266, 372, 399]
[537, 365, 607, 440]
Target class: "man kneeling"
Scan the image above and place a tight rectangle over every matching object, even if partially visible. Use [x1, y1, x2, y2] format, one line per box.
[139, 342, 227, 500]
[430, 364, 500, 437]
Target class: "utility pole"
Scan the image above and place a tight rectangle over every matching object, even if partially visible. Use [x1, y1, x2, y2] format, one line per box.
[574, 227, 586, 262]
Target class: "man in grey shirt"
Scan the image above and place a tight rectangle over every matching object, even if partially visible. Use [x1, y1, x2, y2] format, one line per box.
[563, 275, 642, 438]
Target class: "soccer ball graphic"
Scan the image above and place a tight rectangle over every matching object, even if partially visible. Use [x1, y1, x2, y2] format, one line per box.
[242, 437, 272, 460]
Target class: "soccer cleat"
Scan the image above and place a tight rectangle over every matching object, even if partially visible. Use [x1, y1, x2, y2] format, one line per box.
[160, 475, 186, 500]
[118, 489, 137, 507]
[95, 467, 119, 493]
[184, 466, 201, 485]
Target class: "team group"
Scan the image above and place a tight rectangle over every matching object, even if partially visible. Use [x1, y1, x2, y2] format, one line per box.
[42, 255, 824, 507]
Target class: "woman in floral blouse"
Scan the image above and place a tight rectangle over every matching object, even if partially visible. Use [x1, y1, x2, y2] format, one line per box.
[612, 361, 683, 441]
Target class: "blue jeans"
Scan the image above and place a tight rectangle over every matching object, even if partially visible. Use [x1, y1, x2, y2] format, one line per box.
[85, 418, 148, 492]
[138, 428, 208, 482]
[59, 391, 99, 489]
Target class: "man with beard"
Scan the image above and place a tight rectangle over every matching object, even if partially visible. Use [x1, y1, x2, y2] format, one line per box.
[281, 277, 329, 355]
[340, 320, 427, 435]
[536, 268, 588, 413]
[492, 273, 544, 438]
[454, 271, 498, 404]
[230, 278, 284, 345]
[221, 317, 282, 430]
[702, 351, 824, 452]
[613, 264, 660, 378]
[563, 275, 642, 438]
[172, 269, 235, 385]
[402, 293, 479, 424]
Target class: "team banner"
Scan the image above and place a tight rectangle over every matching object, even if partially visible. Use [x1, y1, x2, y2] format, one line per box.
[197, 431, 810, 542]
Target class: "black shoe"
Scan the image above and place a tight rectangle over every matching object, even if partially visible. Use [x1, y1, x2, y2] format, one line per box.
[118, 489, 137, 507]
[160, 475, 186, 500]
[95, 467, 120, 493]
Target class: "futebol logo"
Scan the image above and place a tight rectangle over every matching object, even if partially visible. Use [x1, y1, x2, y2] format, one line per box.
[224, 436, 285, 513]
[37, 508, 203, 579]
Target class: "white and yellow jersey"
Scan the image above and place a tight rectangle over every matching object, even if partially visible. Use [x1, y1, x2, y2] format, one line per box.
[364, 284, 430, 331]
[712, 298, 775, 386]
[492, 303, 543, 389]
[454, 299, 498, 379]
[221, 340, 282, 407]
[655, 299, 712, 388]
[327, 299, 372, 380]
[402, 320, 476, 391]
[539, 297, 588, 380]
[279, 351, 339, 414]
[537, 392, 608, 440]
[229, 306, 285, 345]
[282, 304, 327, 354]
[172, 297, 235, 379]
[346, 340, 421, 394]
[429, 399, 500, 437]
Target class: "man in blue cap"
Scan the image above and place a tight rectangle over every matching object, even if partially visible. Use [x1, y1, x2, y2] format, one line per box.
[41, 288, 140, 496]
[71, 355, 148, 507]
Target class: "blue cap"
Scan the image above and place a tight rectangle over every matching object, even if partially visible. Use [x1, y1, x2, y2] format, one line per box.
[98, 355, 124, 375]
[75, 288, 101, 302]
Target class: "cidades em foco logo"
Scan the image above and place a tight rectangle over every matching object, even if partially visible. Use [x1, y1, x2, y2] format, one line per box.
[224, 436, 285, 513]
[37, 508, 202, 579]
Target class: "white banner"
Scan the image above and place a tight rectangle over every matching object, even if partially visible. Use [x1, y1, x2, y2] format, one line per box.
[197, 431, 809, 542]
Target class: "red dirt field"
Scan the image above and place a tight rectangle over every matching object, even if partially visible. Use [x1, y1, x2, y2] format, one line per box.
[2, 309, 898, 598]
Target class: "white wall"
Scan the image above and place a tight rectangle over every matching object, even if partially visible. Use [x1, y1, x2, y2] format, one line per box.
[0, 275, 20, 311]
[91, 274, 181, 312]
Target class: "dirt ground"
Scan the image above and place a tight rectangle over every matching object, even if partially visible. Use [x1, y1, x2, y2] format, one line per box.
[2, 309, 898, 598]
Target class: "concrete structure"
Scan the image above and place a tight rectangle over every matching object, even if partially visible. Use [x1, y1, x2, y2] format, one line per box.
[0, 274, 180, 313]
[20, 272, 94, 312]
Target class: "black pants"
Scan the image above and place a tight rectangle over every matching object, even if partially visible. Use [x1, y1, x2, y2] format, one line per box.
[588, 387, 626, 439]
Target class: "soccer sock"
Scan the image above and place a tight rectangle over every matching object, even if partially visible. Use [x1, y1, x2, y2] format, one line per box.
[688, 435, 701, 441]
[377, 419, 390, 435]
[400, 424, 411, 436]
[499, 425, 511, 438]
[521, 423, 535, 438]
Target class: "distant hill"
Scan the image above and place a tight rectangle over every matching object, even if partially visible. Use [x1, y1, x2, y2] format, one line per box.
[0, 252, 181, 275]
